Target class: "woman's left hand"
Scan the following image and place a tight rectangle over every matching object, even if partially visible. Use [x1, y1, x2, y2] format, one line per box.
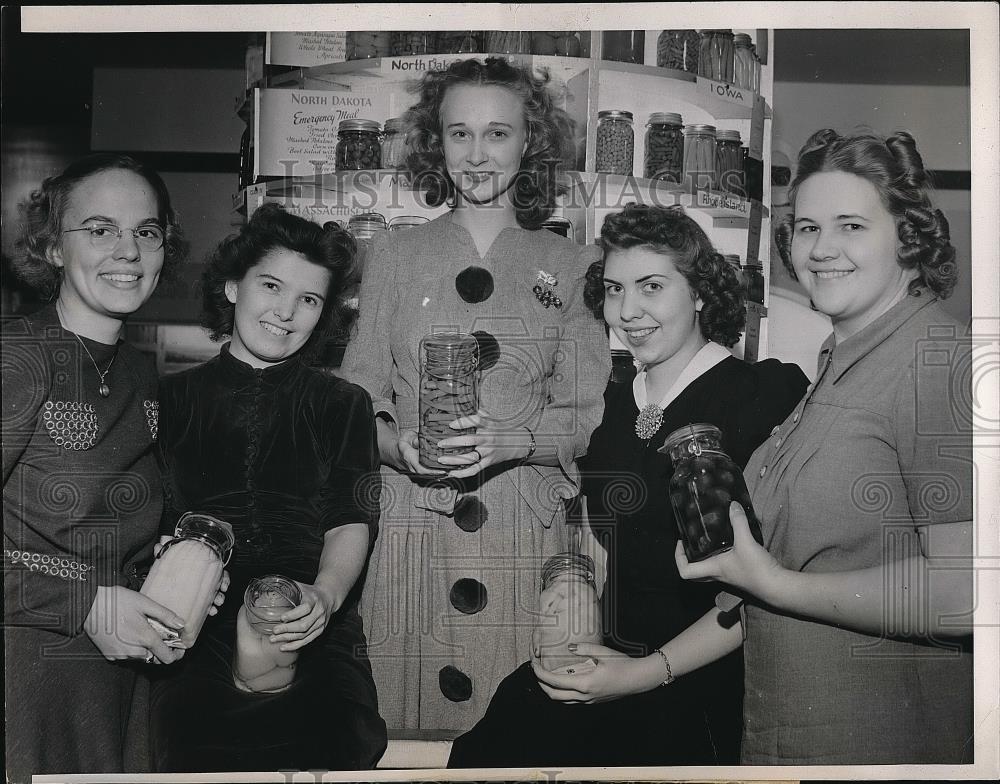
[529, 643, 651, 705]
[268, 582, 337, 651]
[207, 569, 231, 617]
[676, 502, 785, 602]
[435, 412, 532, 479]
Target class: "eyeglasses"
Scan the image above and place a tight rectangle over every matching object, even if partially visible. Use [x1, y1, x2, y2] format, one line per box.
[62, 223, 165, 253]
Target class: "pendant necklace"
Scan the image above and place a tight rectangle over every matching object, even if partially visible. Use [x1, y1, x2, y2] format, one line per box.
[57, 303, 120, 398]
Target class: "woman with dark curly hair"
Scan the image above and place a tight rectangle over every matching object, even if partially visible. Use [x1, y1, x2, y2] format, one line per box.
[149, 203, 387, 771]
[676, 129, 974, 764]
[339, 57, 609, 733]
[449, 204, 807, 768]
[3, 154, 191, 781]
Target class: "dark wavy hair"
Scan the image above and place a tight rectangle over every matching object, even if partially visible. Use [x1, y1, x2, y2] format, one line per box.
[404, 56, 574, 229]
[774, 128, 957, 299]
[584, 204, 746, 347]
[13, 153, 187, 299]
[201, 203, 358, 359]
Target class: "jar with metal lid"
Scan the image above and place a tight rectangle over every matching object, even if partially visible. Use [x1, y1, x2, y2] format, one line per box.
[381, 117, 409, 169]
[644, 112, 684, 182]
[541, 216, 573, 238]
[391, 31, 432, 56]
[347, 31, 392, 60]
[697, 29, 735, 82]
[388, 215, 429, 231]
[419, 332, 479, 469]
[682, 124, 717, 190]
[140, 512, 235, 649]
[733, 33, 754, 89]
[658, 423, 762, 562]
[335, 119, 382, 171]
[234, 575, 302, 693]
[487, 31, 530, 54]
[602, 30, 645, 63]
[656, 30, 700, 72]
[535, 552, 603, 674]
[596, 110, 634, 176]
[715, 129, 744, 194]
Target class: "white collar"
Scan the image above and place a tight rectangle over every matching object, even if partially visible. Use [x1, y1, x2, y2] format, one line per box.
[633, 342, 733, 412]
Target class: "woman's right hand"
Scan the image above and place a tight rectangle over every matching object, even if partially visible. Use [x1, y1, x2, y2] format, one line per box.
[84, 585, 186, 664]
[394, 428, 446, 476]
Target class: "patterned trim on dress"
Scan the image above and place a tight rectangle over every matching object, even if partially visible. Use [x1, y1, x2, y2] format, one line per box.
[42, 401, 98, 450]
[4, 548, 93, 582]
[144, 400, 159, 442]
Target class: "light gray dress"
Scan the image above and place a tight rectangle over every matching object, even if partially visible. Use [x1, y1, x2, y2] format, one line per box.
[340, 213, 609, 732]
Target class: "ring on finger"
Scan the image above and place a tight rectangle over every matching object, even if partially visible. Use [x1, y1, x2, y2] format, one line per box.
[470, 449, 481, 462]
[144, 652, 154, 664]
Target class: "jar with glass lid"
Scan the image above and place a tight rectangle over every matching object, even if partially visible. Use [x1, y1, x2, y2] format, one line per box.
[347, 31, 392, 60]
[697, 29, 735, 82]
[388, 215, 429, 231]
[535, 552, 603, 674]
[381, 117, 409, 169]
[644, 112, 684, 182]
[658, 423, 762, 562]
[596, 110, 634, 176]
[233, 575, 302, 693]
[733, 33, 754, 89]
[419, 332, 479, 469]
[602, 30, 645, 63]
[140, 512, 235, 649]
[656, 30, 700, 72]
[715, 129, 745, 194]
[683, 124, 717, 190]
[335, 119, 382, 171]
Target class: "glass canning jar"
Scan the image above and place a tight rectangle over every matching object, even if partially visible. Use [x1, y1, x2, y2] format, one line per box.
[644, 112, 684, 182]
[486, 31, 531, 54]
[233, 575, 302, 693]
[391, 31, 432, 56]
[683, 123, 717, 190]
[335, 119, 382, 171]
[715, 129, 745, 194]
[418, 332, 479, 469]
[596, 110, 634, 176]
[439, 31, 481, 53]
[380, 117, 408, 169]
[733, 33, 754, 89]
[346, 212, 386, 283]
[750, 44, 762, 92]
[698, 29, 735, 82]
[656, 29, 700, 72]
[535, 552, 603, 673]
[140, 512, 235, 649]
[388, 215, 429, 231]
[658, 423, 762, 562]
[347, 31, 392, 60]
[552, 31, 582, 57]
[602, 30, 645, 63]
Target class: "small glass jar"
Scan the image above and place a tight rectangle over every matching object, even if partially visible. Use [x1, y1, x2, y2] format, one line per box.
[658, 423, 761, 562]
[335, 119, 382, 171]
[535, 552, 603, 673]
[418, 332, 479, 469]
[698, 29, 735, 82]
[486, 31, 531, 54]
[234, 575, 302, 693]
[656, 30, 700, 72]
[595, 110, 634, 176]
[347, 31, 392, 60]
[602, 30, 645, 64]
[388, 215, 429, 231]
[682, 123, 717, 190]
[552, 31, 582, 57]
[715, 129, 745, 194]
[381, 117, 408, 169]
[643, 112, 684, 182]
[391, 31, 432, 56]
[733, 33, 754, 90]
[346, 212, 386, 282]
[140, 512, 235, 649]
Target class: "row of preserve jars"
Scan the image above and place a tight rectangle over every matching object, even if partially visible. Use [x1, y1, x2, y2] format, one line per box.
[334, 117, 410, 171]
[346, 31, 584, 58]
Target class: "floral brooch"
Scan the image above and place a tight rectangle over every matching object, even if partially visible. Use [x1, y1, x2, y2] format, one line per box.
[532, 270, 562, 309]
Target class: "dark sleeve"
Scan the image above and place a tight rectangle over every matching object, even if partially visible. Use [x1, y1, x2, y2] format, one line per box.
[156, 375, 185, 538]
[318, 383, 381, 545]
[725, 359, 809, 467]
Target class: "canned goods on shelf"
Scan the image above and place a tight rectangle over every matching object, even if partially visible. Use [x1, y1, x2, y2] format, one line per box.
[733, 33, 754, 90]
[644, 112, 684, 182]
[656, 29, 700, 72]
[602, 30, 645, 64]
[715, 129, 745, 195]
[335, 119, 382, 171]
[381, 117, 409, 169]
[697, 29, 735, 83]
[596, 110, 634, 176]
[682, 123, 717, 190]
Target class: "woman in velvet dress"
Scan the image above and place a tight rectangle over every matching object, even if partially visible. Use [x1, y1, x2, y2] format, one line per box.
[149, 204, 387, 772]
[448, 204, 808, 768]
[339, 57, 609, 733]
[3, 154, 190, 781]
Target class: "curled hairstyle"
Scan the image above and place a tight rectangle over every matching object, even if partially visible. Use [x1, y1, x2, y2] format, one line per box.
[14, 153, 187, 299]
[201, 203, 358, 359]
[404, 56, 574, 229]
[774, 128, 957, 299]
[585, 204, 746, 347]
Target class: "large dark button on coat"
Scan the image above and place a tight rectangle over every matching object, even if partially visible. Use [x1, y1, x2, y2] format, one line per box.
[439, 665, 473, 702]
[455, 266, 494, 303]
[449, 577, 488, 614]
[454, 495, 488, 532]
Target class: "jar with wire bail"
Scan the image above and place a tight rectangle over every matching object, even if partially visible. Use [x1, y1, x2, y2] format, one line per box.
[418, 332, 480, 470]
[644, 112, 684, 182]
[335, 119, 382, 171]
[682, 123, 717, 190]
[596, 110, 634, 176]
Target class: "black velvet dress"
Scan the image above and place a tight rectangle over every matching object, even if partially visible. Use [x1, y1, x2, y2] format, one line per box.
[148, 346, 387, 772]
[449, 355, 809, 769]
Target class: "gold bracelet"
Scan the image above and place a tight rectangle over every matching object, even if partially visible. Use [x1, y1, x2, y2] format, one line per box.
[655, 648, 675, 687]
[523, 427, 536, 461]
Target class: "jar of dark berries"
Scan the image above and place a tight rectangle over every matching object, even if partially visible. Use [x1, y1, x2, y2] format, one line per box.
[335, 119, 382, 171]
